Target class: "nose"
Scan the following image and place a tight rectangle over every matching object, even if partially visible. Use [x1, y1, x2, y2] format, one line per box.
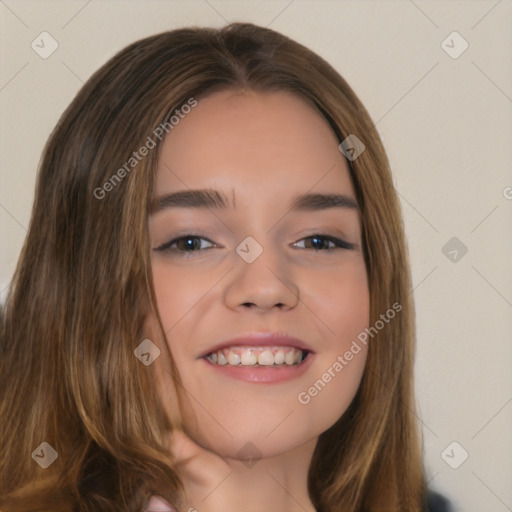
[223, 237, 300, 312]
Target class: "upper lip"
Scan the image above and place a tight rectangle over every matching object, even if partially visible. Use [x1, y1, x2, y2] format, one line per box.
[197, 332, 315, 359]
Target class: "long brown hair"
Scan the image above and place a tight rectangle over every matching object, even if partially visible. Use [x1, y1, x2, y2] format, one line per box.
[0, 22, 427, 511]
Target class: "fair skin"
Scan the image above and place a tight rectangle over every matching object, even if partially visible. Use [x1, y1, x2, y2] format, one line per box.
[144, 89, 370, 512]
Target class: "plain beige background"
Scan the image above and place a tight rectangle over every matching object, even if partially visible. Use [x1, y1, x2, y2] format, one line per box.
[1, 1, 511, 511]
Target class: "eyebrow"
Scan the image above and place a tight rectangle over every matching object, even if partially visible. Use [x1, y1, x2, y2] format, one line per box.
[150, 188, 358, 214]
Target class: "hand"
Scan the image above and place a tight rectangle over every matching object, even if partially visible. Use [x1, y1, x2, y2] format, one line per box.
[170, 428, 233, 510]
[146, 428, 232, 512]
[144, 494, 177, 511]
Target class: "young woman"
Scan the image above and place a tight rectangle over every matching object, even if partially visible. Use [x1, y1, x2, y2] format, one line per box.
[0, 22, 453, 512]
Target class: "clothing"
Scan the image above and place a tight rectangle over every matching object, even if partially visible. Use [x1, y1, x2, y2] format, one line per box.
[425, 489, 454, 512]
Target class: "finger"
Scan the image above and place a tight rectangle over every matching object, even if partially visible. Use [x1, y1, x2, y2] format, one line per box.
[144, 494, 177, 511]
[168, 429, 232, 487]
[169, 428, 201, 464]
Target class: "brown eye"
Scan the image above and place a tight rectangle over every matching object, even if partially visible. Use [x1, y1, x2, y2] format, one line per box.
[294, 235, 354, 251]
[154, 235, 215, 255]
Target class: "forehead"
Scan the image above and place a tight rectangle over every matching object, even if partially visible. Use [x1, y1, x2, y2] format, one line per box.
[154, 89, 354, 199]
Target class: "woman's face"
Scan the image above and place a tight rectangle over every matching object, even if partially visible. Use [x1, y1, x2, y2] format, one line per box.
[147, 89, 369, 459]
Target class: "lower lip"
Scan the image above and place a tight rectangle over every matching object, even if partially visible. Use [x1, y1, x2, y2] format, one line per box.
[200, 352, 316, 383]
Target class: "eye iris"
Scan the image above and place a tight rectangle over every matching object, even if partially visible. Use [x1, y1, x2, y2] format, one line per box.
[179, 237, 200, 251]
[309, 236, 328, 250]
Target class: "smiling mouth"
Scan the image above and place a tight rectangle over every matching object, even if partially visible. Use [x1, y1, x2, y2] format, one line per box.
[204, 345, 310, 367]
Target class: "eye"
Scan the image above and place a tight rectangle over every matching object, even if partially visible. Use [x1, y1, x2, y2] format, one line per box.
[153, 233, 355, 257]
[293, 234, 354, 251]
[154, 234, 215, 256]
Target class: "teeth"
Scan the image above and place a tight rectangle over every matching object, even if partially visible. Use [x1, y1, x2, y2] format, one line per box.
[228, 352, 241, 365]
[241, 350, 258, 365]
[205, 346, 306, 367]
[258, 350, 274, 366]
[274, 350, 285, 365]
[285, 351, 296, 365]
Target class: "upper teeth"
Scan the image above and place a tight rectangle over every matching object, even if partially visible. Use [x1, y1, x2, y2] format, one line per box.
[206, 346, 306, 366]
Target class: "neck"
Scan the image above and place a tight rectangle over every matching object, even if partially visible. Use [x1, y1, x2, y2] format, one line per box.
[182, 437, 318, 512]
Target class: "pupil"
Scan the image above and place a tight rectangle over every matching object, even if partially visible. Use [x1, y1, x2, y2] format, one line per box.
[182, 237, 198, 251]
[311, 237, 324, 250]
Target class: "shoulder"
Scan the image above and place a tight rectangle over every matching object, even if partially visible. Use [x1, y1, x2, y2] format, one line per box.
[424, 488, 454, 512]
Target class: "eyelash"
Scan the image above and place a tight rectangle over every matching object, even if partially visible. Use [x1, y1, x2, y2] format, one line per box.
[154, 233, 355, 257]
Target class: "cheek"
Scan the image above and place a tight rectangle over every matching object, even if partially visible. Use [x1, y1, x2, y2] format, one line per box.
[302, 259, 370, 338]
[296, 346, 368, 438]
[294, 262, 369, 425]
[152, 261, 212, 323]
[150, 263, 196, 369]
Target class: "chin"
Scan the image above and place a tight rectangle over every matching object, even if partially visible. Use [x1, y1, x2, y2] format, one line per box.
[179, 403, 335, 462]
